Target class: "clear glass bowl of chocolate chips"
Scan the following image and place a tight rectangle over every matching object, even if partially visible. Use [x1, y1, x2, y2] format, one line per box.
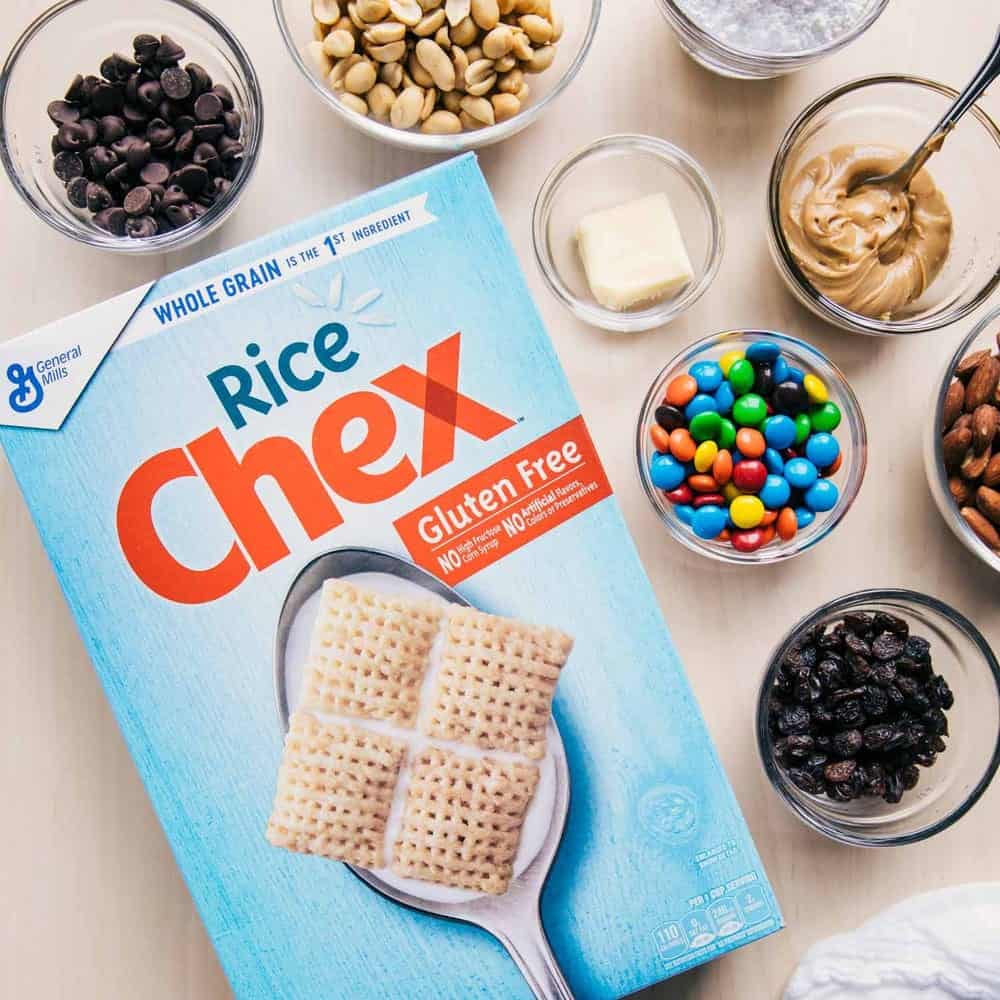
[757, 590, 1000, 847]
[0, 0, 263, 252]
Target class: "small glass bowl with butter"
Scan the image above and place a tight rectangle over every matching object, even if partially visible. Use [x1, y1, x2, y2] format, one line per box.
[767, 75, 1000, 336]
[532, 134, 724, 333]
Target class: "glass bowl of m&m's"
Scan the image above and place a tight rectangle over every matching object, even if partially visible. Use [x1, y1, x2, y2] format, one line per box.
[636, 330, 867, 563]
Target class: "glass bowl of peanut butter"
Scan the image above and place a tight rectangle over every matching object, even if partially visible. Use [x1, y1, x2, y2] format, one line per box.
[767, 75, 1000, 336]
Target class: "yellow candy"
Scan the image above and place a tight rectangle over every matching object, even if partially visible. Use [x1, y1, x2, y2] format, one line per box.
[803, 373, 828, 405]
[693, 440, 718, 473]
[730, 495, 765, 529]
[722, 482, 742, 502]
[719, 348, 745, 377]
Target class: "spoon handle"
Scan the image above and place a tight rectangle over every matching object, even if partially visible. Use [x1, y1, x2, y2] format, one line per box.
[934, 25, 1000, 138]
[497, 914, 576, 1000]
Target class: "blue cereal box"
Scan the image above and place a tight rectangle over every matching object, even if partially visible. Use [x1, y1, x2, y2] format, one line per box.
[0, 154, 781, 999]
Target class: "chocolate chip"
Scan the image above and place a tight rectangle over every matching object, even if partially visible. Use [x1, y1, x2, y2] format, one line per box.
[211, 83, 234, 110]
[125, 138, 152, 170]
[123, 185, 153, 216]
[90, 83, 123, 115]
[160, 65, 191, 99]
[161, 185, 188, 209]
[146, 118, 175, 147]
[57, 122, 89, 151]
[78, 119, 99, 145]
[174, 163, 209, 195]
[98, 115, 127, 143]
[156, 35, 186, 65]
[174, 131, 195, 157]
[174, 114, 196, 135]
[110, 135, 136, 157]
[186, 63, 212, 97]
[64, 74, 86, 103]
[136, 80, 163, 112]
[223, 110, 242, 139]
[52, 151, 83, 183]
[216, 136, 244, 162]
[85, 181, 113, 212]
[193, 142, 219, 167]
[47, 100, 80, 125]
[122, 105, 150, 129]
[133, 34, 159, 64]
[124, 73, 140, 106]
[165, 202, 195, 227]
[66, 176, 90, 208]
[140, 160, 170, 185]
[126, 215, 158, 239]
[94, 206, 129, 235]
[193, 92, 223, 122]
[192, 123, 224, 143]
[106, 162, 132, 187]
[86, 145, 118, 177]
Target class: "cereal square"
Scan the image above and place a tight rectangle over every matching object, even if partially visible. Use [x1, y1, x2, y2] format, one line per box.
[300, 579, 443, 727]
[423, 607, 573, 759]
[392, 747, 539, 895]
[266, 712, 406, 869]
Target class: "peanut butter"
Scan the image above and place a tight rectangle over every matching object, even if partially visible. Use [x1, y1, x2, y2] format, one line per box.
[780, 144, 953, 320]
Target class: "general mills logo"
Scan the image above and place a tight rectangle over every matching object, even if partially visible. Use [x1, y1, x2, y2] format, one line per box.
[7, 363, 43, 414]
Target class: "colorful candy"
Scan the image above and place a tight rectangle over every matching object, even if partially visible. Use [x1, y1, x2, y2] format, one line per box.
[650, 338, 849, 555]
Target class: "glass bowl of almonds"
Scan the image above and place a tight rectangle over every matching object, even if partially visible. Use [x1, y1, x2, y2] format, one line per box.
[926, 304, 1000, 573]
[273, 0, 600, 150]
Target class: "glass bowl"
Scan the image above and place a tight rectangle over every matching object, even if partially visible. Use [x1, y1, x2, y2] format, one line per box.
[636, 329, 867, 563]
[757, 589, 1000, 846]
[925, 303, 1000, 573]
[0, 0, 263, 254]
[273, 0, 600, 153]
[532, 134, 724, 333]
[653, 0, 888, 80]
[767, 75, 1000, 335]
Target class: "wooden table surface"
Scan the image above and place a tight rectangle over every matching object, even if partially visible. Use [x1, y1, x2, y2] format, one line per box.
[2, 1, 999, 997]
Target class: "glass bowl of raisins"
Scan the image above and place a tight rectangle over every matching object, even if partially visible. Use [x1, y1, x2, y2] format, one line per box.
[757, 589, 1000, 846]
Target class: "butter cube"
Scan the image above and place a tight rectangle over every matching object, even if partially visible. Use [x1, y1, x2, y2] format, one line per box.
[576, 193, 694, 312]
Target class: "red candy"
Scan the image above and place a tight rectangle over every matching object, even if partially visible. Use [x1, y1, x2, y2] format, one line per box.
[693, 492, 725, 508]
[732, 459, 767, 493]
[731, 528, 766, 552]
[665, 484, 693, 505]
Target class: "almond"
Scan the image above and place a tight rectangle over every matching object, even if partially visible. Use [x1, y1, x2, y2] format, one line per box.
[942, 425, 972, 470]
[942, 379, 964, 431]
[983, 453, 1000, 488]
[949, 476, 973, 506]
[972, 403, 999, 453]
[955, 349, 992, 381]
[962, 506, 1000, 548]
[961, 444, 991, 481]
[964, 355, 1000, 411]
[976, 486, 1000, 526]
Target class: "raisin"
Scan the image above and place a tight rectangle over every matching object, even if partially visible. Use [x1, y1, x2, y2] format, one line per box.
[901, 765, 920, 791]
[863, 723, 896, 750]
[817, 659, 844, 689]
[844, 632, 872, 658]
[873, 612, 909, 636]
[778, 705, 811, 735]
[824, 759, 857, 784]
[872, 632, 906, 660]
[861, 685, 888, 718]
[785, 734, 815, 757]
[788, 768, 823, 795]
[905, 636, 931, 663]
[833, 729, 863, 757]
[843, 612, 873, 634]
[834, 700, 866, 728]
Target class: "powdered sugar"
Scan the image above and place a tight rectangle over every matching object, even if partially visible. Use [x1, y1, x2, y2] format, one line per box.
[674, 0, 877, 55]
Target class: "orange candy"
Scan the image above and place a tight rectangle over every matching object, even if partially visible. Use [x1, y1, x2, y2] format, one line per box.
[761, 526, 776, 545]
[777, 507, 798, 541]
[650, 424, 671, 452]
[669, 428, 697, 462]
[664, 374, 698, 407]
[735, 427, 766, 459]
[712, 448, 733, 486]
[717, 528, 732, 542]
[760, 510, 778, 527]
[824, 452, 843, 476]
[687, 474, 718, 493]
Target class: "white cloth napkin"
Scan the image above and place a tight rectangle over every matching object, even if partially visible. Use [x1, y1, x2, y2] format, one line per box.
[784, 883, 1000, 999]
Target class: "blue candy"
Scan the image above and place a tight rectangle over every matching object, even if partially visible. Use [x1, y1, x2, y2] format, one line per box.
[784, 457, 819, 489]
[650, 453, 686, 491]
[763, 414, 797, 450]
[676, 504, 696, 526]
[772, 356, 789, 384]
[805, 479, 839, 512]
[746, 341, 781, 363]
[730, 449, 745, 466]
[764, 447, 785, 475]
[795, 507, 816, 529]
[786, 366, 805, 384]
[806, 432, 841, 469]
[692, 505, 728, 540]
[714, 381, 735, 415]
[685, 393, 718, 421]
[689, 360, 723, 392]
[759, 474, 791, 509]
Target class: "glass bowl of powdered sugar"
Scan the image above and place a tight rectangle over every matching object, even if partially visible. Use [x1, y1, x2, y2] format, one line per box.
[655, 0, 889, 79]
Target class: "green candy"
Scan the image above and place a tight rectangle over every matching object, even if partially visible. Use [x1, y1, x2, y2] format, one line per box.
[810, 401, 842, 433]
[728, 359, 755, 395]
[717, 417, 737, 450]
[794, 412, 812, 444]
[732, 393, 767, 427]
[689, 410, 722, 442]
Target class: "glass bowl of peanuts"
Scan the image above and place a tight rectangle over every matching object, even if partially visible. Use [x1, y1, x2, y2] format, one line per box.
[274, 0, 600, 150]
